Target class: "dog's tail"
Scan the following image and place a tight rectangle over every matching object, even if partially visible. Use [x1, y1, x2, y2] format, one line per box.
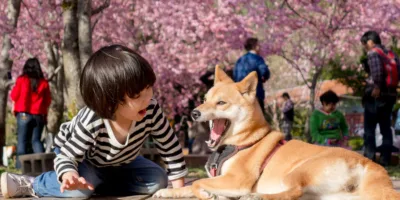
[358, 162, 400, 200]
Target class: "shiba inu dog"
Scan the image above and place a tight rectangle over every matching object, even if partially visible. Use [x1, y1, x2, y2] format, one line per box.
[153, 66, 400, 200]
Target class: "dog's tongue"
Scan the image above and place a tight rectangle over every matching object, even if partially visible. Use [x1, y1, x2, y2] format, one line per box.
[211, 119, 226, 140]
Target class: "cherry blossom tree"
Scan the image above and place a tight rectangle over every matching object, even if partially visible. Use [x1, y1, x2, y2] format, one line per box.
[255, 0, 400, 141]
[91, 0, 258, 117]
[2, 0, 400, 149]
[260, 0, 400, 110]
[0, 0, 21, 164]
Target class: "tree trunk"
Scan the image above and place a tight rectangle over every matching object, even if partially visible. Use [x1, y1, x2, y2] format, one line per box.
[44, 41, 64, 135]
[77, 0, 92, 68]
[62, 0, 83, 109]
[304, 66, 324, 143]
[0, 0, 21, 165]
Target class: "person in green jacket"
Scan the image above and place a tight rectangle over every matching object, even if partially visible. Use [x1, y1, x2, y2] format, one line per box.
[310, 90, 349, 146]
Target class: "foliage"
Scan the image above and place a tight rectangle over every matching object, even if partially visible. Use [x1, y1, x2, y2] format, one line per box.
[5, 108, 17, 146]
[2, 0, 400, 121]
[348, 136, 364, 151]
[320, 55, 368, 97]
[188, 167, 208, 178]
[66, 100, 78, 121]
[292, 107, 309, 139]
[386, 165, 400, 178]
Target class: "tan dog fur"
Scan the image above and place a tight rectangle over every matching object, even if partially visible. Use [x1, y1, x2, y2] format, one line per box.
[153, 66, 400, 200]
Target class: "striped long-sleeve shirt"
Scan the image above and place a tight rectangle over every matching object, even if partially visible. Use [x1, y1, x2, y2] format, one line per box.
[53, 98, 187, 182]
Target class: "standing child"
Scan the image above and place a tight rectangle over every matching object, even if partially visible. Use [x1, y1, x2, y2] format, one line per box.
[310, 90, 349, 147]
[1, 45, 187, 198]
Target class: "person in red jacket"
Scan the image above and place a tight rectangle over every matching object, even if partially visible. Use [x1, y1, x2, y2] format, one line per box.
[10, 58, 51, 169]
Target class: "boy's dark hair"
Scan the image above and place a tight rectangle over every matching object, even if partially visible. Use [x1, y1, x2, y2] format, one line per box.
[80, 44, 156, 119]
[319, 90, 340, 105]
[244, 38, 258, 51]
[360, 31, 382, 45]
[282, 92, 290, 99]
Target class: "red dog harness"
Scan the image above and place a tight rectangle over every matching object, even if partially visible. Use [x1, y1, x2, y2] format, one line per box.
[205, 140, 286, 177]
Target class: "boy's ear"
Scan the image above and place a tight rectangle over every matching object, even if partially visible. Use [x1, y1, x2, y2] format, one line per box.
[236, 71, 258, 101]
[214, 65, 233, 85]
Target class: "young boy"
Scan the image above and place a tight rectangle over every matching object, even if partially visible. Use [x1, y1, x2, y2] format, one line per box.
[310, 90, 349, 147]
[1, 45, 187, 198]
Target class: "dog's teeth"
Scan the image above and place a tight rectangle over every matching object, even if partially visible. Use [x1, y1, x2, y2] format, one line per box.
[205, 140, 211, 145]
[209, 121, 213, 129]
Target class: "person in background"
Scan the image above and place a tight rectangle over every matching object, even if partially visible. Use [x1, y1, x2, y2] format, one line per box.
[360, 30, 399, 166]
[281, 92, 294, 141]
[233, 37, 270, 115]
[10, 58, 51, 169]
[310, 90, 349, 147]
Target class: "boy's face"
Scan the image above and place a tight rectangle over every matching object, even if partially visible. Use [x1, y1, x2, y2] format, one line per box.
[115, 86, 154, 121]
[322, 102, 336, 113]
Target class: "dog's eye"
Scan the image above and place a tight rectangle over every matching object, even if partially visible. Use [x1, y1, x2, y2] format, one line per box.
[217, 101, 226, 105]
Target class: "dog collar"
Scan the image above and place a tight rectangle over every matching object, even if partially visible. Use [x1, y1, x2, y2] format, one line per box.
[205, 140, 286, 177]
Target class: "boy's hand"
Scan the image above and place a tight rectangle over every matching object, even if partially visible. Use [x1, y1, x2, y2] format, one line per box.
[60, 171, 94, 193]
[171, 177, 185, 188]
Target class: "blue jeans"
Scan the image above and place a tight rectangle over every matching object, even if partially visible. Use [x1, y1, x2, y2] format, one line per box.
[32, 148, 168, 197]
[16, 112, 45, 168]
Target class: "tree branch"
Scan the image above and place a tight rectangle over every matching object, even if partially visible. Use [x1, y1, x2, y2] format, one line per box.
[328, 0, 338, 29]
[92, 0, 110, 16]
[21, 0, 47, 29]
[283, 0, 330, 39]
[47, 65, 63, 81]
[331, 11, 349, 32]
[280, 51, 311, 88]
[6, 65, 62, 88]
[91, 16, 100, 30]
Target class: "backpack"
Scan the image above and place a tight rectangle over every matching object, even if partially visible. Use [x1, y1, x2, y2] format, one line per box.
[372, 47, 400, 88]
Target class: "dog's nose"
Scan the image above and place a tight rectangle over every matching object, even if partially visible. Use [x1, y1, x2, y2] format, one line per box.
[191, 110, 201, 120]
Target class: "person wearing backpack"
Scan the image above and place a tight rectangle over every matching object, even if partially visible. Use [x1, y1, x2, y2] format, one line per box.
[360, 30, 400, 166]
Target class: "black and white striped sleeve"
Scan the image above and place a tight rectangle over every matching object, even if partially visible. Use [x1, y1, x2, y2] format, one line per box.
[150, 100, 188, 180]
[53, 108, 97, 182]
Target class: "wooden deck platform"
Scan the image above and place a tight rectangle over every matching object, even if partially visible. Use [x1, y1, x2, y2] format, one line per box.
[1, 179, 400, 199]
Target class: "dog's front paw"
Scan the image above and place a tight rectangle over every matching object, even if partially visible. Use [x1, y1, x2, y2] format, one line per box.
[239, 194, 263, 200]
[199, 189, 217, 200]
[152, 188, 174, 198]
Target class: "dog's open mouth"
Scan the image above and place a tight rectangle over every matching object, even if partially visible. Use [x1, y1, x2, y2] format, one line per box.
[206, 119, 231, 148]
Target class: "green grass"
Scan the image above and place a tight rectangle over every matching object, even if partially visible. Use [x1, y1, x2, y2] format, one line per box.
[348, 136, 364, 150]
[0, 166, 21, 175]
[386, 166, 400, 179]
[188, 167, 207, 178]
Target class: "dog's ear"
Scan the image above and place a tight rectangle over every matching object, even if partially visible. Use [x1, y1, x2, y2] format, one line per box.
[236, 71, 258, 100]
[214, 65, 233, 85]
